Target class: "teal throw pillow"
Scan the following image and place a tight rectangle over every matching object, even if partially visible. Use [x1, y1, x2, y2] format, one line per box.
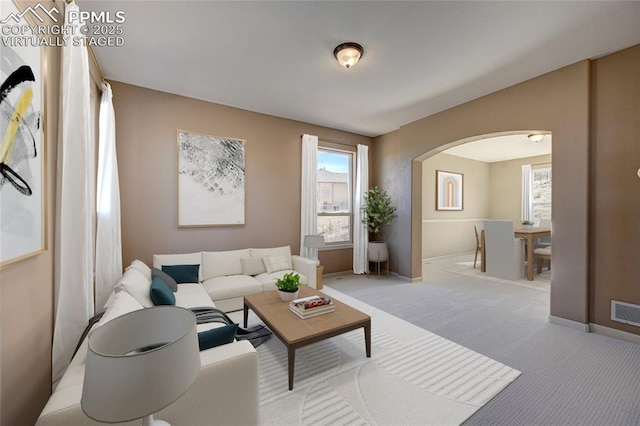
[150, 276, 176, 306]
[152, 267, 178, 292]
[197, 324, 238, 351]
[161, 264, 200, 284]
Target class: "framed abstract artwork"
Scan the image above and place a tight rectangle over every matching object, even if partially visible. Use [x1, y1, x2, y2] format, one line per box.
[436, 170, 463, 211]
[0, 0, 46, 267]
[177, 130, 246, 227]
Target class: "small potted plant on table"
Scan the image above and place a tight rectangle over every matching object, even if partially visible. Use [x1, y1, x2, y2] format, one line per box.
[275, 272, 301, 301]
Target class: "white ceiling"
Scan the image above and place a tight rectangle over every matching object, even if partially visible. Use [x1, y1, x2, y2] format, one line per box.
[81, 1, 640, 137]
[444, 134, 551, 163]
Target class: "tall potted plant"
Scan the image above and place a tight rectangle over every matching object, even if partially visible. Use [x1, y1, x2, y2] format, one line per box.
[361, 186, 397, 263]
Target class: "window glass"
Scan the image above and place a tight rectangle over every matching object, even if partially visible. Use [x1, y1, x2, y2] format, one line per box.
[532, 167, 552, 223]
[317, 149, 353, 244]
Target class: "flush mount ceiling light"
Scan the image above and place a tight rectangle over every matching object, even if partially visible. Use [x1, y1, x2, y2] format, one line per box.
[527, 133, 545, 142]
[334, 42, 364, 69]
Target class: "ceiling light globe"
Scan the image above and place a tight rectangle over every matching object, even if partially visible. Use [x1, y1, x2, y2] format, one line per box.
[527, 133, 545, 142]
[334, 43, 364, 69]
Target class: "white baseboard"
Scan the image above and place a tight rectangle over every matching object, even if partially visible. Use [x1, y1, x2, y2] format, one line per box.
[390, 272, 423, 283]
[548, 315, 589, 332]
[589, 323, 640, 345]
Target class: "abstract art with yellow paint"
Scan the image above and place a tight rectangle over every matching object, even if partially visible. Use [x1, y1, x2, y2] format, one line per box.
[0, 0, 44, 267]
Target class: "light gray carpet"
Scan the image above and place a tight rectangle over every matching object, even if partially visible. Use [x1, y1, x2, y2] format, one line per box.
[324, 254, 640, 426]
[230, 288, 520, 425]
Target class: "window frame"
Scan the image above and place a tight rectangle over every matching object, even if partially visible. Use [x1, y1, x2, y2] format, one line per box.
[316, 145, 356, 247]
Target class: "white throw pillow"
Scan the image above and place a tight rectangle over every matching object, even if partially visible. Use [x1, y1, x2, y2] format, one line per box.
[97, 291, 143, 328]
[125, 259, 152, 281]
[241, 257, 266, 276]
[202, 249, 251, 280]
[115, 268, 154, 307]
[263, 255, 293, 273]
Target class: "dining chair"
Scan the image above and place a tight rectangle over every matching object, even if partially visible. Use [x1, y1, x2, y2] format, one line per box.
[534, 246, 551, 273]
[535, 218, 552, 249]
[473, 225, 483, 269]
[483, 220, 524, 280]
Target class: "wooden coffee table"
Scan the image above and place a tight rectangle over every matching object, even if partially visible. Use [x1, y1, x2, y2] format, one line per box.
[243, 286, 371, 390]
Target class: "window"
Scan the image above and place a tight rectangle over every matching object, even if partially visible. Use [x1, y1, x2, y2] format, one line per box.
[317, 148, 354, 244]
[532, 167, 552, 223]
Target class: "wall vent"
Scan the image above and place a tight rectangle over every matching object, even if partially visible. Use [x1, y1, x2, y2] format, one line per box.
[611, 300, 640, 327]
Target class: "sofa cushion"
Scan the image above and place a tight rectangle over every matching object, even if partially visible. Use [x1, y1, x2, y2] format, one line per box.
[162, 264, 200, 284]
[197, 324, 238, 351]
[202, 275, 262, 301]
[174, 283, 216, 309]
[263, 255, 293, 273]
[202, 249, 251, 280]
[153, 252, 202, 281]
[255, 270, 307, 291]
[152, 267, 178, 292]
[98, 291, 144, 328]
[241, 257, 266, 276]
[150, 276, 176, 306]
[125, 259, 152, 281]
[250, 245, 292, 259]
[115, 268, 154, 307]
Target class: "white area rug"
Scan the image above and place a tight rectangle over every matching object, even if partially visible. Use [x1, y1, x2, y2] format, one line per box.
[447, 261, 550, 292]
[230, 287, 521, 425]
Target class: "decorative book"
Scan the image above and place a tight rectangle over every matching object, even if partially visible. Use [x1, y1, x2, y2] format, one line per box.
[289, 296, 335, 319]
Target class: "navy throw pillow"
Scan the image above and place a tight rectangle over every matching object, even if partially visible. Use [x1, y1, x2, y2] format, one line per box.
[161, 264, 199, 284]
[150, 276, 176, 306]
[197, 324, 238, 351]
[152, 267, 178, 292]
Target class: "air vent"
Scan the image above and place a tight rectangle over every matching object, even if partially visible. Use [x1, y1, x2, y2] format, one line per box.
[611, 300, 640, 327]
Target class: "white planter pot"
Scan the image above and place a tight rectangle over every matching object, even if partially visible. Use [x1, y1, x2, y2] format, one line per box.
[278, 289, 299, 302]
[368, 241, 389, 262]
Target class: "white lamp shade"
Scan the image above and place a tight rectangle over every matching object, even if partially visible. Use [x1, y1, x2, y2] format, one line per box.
[82, 306, 200, 423]
[304, 234, 326, 249]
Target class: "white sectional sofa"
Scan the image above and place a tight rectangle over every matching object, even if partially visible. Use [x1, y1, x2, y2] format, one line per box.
[37, 255, 265, 425]
[153, 245, 317, 312]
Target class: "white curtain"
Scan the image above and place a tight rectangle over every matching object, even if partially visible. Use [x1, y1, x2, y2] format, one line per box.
[52, 0, 95, 386]
[300, 134, 318, 259]
[95, 82, 122, 310]
[353, 144, 369, 274]
[521, 164, 533, 222]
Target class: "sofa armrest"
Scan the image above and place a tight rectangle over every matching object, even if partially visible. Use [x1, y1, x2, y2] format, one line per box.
[36, 341, 259, 426]
[292, 255, 317, 289]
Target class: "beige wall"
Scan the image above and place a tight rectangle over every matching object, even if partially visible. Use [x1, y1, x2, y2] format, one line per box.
[376, 44, 640, 333]
[421, 152, 553, 259]
[111, 82, 372, 274]
[489, 154, 552, 222]
[589, 45, 640, 333]
[0, 8, 59, 423]
[375, 60, 591, 324]
[421, 153, 490, 258]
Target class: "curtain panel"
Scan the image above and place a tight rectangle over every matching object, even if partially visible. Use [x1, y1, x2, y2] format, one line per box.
[52, 0, 95, 386]
[353, 144, 369, 274]
[521, 164, 533, 223]
[95, 82, 122, 310]
[300, 134, 318, 259]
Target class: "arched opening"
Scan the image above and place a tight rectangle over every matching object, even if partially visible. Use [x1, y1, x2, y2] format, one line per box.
[415, 131, 553, 294]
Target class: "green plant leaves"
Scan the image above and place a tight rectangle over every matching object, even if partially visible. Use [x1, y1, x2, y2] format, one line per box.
[275, 272, 301, 292]
[361, 186, 397, 238]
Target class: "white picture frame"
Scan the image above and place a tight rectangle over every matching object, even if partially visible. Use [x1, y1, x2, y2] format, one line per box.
[177, 130, 246, 227]
[436, 170, 463, 211]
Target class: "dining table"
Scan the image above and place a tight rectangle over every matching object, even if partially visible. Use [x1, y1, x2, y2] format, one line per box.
[513, 226, 551, 280]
